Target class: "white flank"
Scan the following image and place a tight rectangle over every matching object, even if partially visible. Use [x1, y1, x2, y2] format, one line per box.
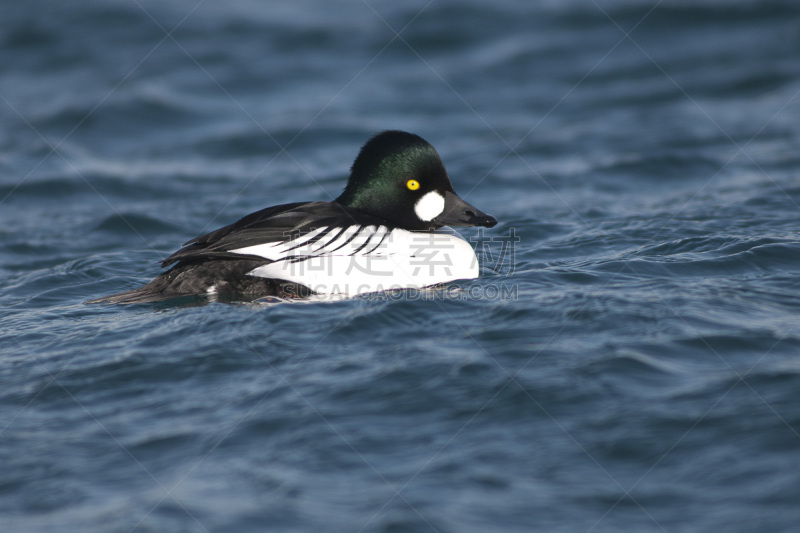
[414, 191, 445, 222]
[247, 228, 479, 297]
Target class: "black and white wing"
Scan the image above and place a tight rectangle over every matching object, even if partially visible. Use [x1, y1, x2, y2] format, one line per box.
[160, 201, 389, 267]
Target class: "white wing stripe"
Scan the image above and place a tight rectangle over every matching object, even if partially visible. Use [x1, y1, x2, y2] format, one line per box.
[310, 226, 345, 252]
[349, 225, 379, 255]
[229, 226, 328, 259]
[283, 226, 332, 252]
[229, 225, 396, 260]
[312, 225, 360, 255]
[325, 225, 365, 254]
[312, 225, 350, 253]
[363, 226, 391, 255]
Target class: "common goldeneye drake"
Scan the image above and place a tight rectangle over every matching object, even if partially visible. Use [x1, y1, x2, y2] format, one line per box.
[90, 130, 497, 304]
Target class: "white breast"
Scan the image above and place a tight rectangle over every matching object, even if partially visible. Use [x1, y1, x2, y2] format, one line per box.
[235, 226, 479, 296]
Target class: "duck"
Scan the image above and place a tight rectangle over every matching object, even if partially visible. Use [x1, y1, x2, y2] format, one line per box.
[89, 130, 497, 304]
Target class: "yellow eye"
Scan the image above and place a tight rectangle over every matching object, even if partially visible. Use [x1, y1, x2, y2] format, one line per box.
[406, 179, 420, 191]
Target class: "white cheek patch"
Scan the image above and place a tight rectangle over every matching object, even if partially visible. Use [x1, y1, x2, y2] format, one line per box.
[414, 191, 445, 222]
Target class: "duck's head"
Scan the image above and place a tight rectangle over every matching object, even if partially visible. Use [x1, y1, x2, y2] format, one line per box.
[335, 130, 498, 231]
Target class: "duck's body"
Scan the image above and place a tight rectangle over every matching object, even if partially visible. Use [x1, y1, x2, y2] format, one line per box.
[90, 131, 496, 304]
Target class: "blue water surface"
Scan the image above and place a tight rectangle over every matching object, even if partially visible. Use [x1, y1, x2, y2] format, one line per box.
[2, 1, 800, 531]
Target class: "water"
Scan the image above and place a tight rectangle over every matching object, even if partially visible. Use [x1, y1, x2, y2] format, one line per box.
[2, 0, 800, 531]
